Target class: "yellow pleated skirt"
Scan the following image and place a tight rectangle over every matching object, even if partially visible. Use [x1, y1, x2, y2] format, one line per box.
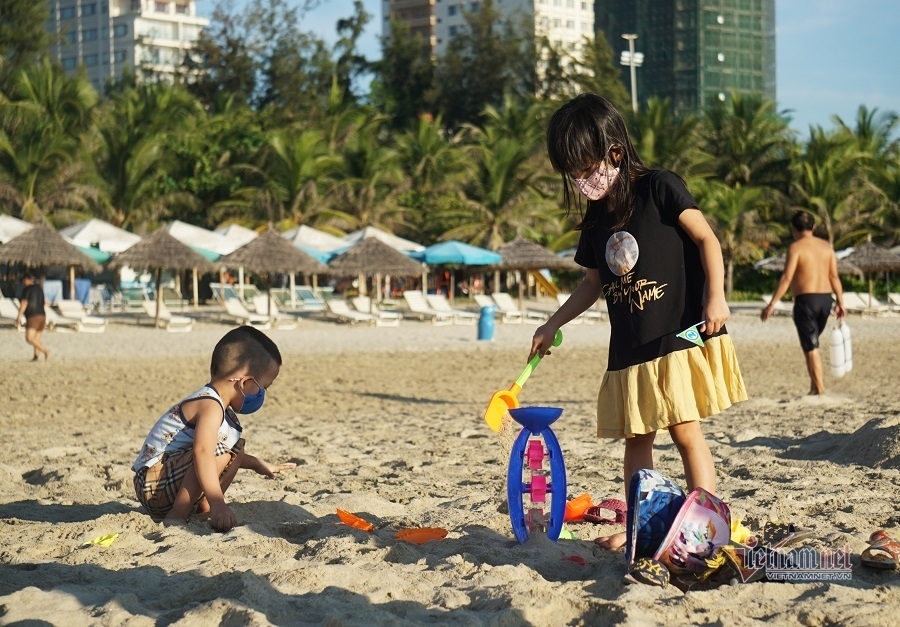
[596, 334, 747, 438]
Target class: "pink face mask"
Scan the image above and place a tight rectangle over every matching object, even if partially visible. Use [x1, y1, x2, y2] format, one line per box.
[574, 164, 620, 201]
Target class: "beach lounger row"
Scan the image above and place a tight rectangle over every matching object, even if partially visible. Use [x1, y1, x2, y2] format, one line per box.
[473, 293, 549, 324]
[0, 297, 107, 332]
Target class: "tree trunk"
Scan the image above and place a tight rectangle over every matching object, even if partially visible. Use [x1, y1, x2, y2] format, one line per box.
[726, 259, 734, 301]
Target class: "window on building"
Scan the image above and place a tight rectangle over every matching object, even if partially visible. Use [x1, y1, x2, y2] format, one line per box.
[566, 20, 574, 29]
[470, 1, 480, 10]
[83, 28, 98, 41]
[553, 18, 561, 27]
[581, 1, 587, 9]
[567, 0, 574, 7]
[114, 24, 128, 38]
[175, 4, 189, 14]
[448, 5, 457, 15]
[60, 7, 77, 20]
[553, 0, 560, 5]
[82, 4, 97, 16]
[84, 54, 99, 67]
[65, 30, 78, 44]
[155, 2, 169, 12]
[114, 50, 127, 62]
[62, 57, 77, 70]
[449, 26, 458, 36]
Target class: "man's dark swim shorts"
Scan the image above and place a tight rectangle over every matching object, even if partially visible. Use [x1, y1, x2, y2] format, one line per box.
[792, 293, 833, 352]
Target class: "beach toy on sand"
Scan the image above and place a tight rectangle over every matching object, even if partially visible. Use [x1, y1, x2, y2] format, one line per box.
[564, 493, 594, 522]
[484, 330, 563, 432]
[506, 405, 567, 543]
[336, 509, 374, 532]
[81, 533, 119, 548]
[395, 528, 448, 544]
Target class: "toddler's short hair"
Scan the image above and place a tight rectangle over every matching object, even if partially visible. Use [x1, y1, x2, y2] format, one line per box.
[210, 327, 282, 379]
[792, 211, 815, 232]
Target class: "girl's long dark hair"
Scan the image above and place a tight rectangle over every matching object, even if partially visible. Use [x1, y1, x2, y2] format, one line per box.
[547, 93, 649, 230]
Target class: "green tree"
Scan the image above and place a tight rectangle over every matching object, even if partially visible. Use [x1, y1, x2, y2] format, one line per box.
[370, 20, 435, 131]
[632, 97, 708, 177]
[0, 0, 52, 92]
[569, 32, 631, 113]
[0, 61, 98, 223]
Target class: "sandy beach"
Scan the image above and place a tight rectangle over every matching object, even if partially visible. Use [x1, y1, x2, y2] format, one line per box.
[1, 306, 900, 626]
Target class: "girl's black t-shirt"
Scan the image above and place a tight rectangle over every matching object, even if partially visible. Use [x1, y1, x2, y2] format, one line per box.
[574, 170, 724, 371]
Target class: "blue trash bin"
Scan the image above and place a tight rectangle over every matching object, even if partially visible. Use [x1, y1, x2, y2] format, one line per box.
[478, 306, 495, 341]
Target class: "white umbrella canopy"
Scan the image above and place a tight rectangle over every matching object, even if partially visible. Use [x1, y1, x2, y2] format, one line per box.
[59, 218, 141, 253]
[0, 214, 33, 244]
[283, 225, 345, 253]
[215, 223, 259, 249]
[339, 226, 425, 253]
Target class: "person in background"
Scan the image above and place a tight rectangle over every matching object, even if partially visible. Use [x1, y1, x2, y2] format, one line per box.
[761, 211, 846, 395]
[17, 273, 50, 362]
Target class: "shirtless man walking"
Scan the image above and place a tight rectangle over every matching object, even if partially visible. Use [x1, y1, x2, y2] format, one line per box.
[761, 211, 845, 394]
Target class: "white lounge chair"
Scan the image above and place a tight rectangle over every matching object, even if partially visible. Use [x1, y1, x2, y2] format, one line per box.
[402, 291, 454, 325]
[56, 299, 107, 332]
[351, 296, 402, 326]
[142, 301, 194, 332]
[491, 292, 548, 324]
[251, 295, 299, 329]
[887, 293, 900, 312]
[425, 294, 478, 325]
[210, 282, 262, 308]
[223, 297, 271, 328]
[44, 306, 82, 332]
[843, 292, 891, 316]
[474, 294, 521, 323]
[325, 298, 377, 325]
[0, 298, 23, 327]
[557, 293, 605, 324]
[761, 294, 793, 316]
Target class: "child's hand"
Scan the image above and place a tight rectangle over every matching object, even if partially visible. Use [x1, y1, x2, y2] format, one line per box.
[209, 502, 236, 532]
[702, 295, 730, 335]
[255, 459, 297, 479]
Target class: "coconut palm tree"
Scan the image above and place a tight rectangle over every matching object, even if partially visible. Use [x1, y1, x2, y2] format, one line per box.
[699, 181, 782, 298]
[0, 61, 98, 223]
[632, 97, 709, 178]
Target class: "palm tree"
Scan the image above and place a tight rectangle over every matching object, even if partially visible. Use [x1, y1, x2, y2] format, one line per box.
[702, 93, 794, 191]
[215, 127, 342, 229]
[92, 83, 199, 230]
[440, 136, 558, 250]
[632, 97, 709, 177]
[699, 181, 782, 298]
[0, 61, 98, 223]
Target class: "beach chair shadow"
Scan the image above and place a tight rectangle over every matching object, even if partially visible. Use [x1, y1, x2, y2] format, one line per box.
[142, 301, 194, 332]
[402, 290, 454, 325]
[426, 294, 478, 325]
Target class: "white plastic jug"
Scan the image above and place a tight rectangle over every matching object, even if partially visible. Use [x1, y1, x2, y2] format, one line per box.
[841, 322, 852, 374]
[829, 325, 846, 378]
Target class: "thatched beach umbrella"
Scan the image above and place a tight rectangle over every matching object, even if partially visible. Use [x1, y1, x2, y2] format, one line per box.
[754, 253, 862, 277]
[107, 228, 217, 328]
[218, 229, 328, 316]
[488, 235, 580, 310]
[0, 223, 102, 299]
[328, 237, 424, 307]
[842, 238, 900, 307]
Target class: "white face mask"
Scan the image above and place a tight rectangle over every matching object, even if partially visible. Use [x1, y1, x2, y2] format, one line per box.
[574, 164, 620, 201]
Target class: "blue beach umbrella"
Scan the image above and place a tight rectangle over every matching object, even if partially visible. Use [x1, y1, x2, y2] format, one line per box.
[414, 240, 501, 266]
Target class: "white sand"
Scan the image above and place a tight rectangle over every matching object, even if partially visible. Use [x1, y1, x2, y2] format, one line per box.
[1, 308, 899, 625]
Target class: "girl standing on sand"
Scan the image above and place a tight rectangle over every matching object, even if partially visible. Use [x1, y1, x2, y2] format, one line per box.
[529, 93, 747, 550]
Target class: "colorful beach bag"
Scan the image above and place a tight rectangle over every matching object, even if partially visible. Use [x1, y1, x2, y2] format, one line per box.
[653, 487, 731, 577]
[624, 469, 687, 566]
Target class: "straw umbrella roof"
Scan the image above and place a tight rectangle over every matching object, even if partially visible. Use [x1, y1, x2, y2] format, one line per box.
[327, 237, 424, 277]
[754, 253, 863, 277]
[107, 227, 217, 273]
[0, 223, 102, 272]
[218, 229, 327, 275]
[842, 240, 900, 273]
[489, 235, 580, 271]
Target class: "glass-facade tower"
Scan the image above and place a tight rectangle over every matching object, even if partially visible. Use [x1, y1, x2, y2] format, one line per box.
[596, 0, 775, 115]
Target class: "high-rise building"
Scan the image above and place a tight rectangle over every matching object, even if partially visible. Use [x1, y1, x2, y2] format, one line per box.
[595, 0, 775, 115]
[383, 0, 595, 60]
[46, 1, 208, 92]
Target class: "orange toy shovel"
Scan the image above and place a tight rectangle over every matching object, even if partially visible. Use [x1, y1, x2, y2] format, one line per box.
[483, 329, 563, 432]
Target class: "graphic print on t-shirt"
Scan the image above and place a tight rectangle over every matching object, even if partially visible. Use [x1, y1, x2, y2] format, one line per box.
[605, 231, 639, 275]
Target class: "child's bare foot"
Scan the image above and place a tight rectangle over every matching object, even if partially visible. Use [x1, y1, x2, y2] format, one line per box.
[31, 356, 39, 362]
[44, 349, 51, 361]
[594, 531, 627, 550]
[162, 517, 188, 527]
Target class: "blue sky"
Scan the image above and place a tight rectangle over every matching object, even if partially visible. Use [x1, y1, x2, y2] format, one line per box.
[197, 1, 900, 134]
